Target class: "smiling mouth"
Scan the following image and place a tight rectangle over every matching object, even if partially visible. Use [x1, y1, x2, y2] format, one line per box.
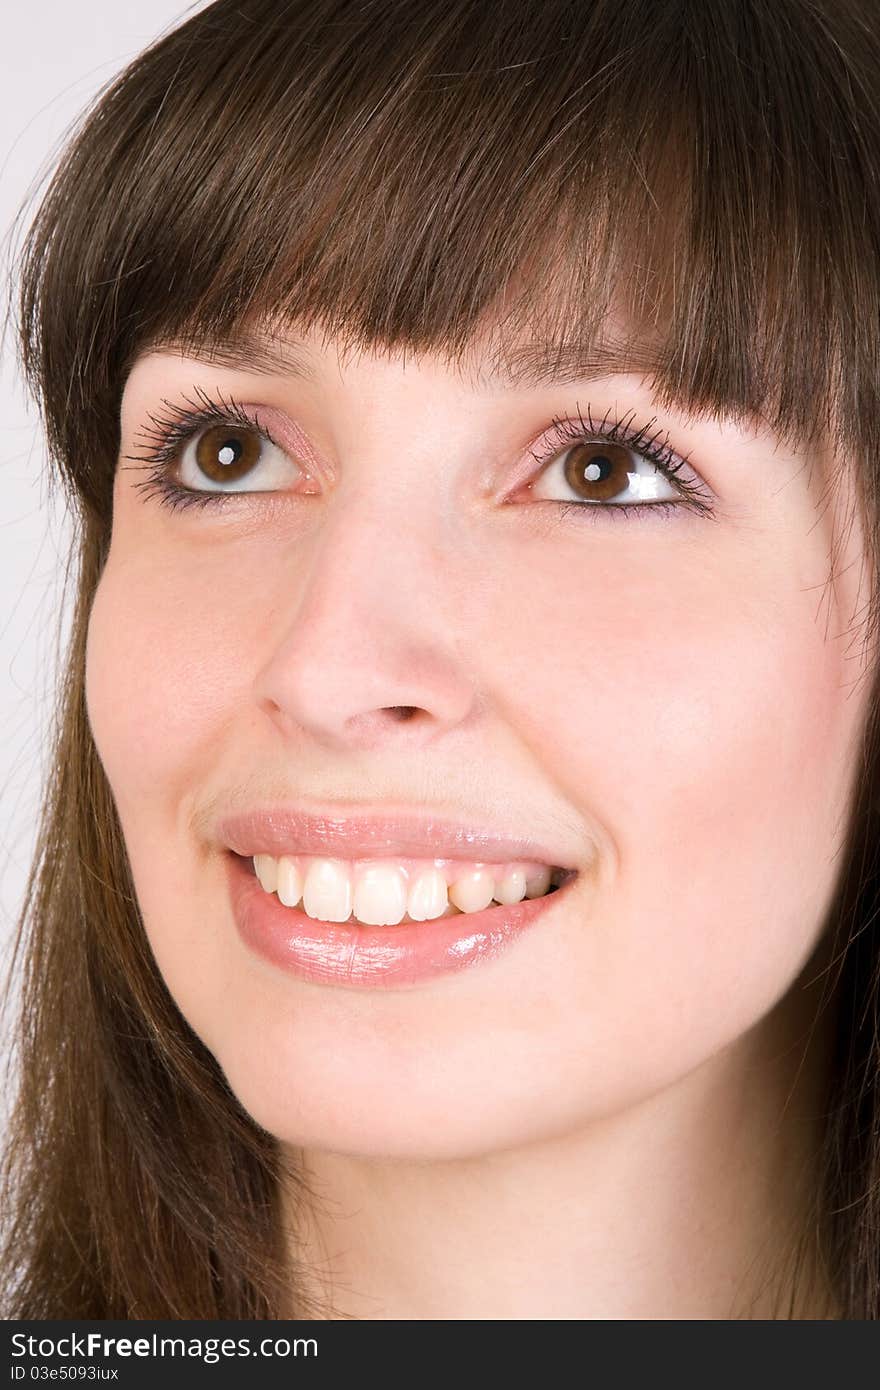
[226, 849, 580, 987]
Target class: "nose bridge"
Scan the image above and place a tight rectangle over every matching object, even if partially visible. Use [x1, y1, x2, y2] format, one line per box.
[299, 364, 477, 625]
[255, 455, 478, 743]
[302, 467, 456, 632]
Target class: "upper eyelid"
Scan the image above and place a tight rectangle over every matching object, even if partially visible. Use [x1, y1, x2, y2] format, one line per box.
[125, 388, 284, 456]
[528, 406, 693, 467]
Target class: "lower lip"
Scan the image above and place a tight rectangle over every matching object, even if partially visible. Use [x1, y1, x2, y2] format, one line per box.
[225, 851, 578, 989]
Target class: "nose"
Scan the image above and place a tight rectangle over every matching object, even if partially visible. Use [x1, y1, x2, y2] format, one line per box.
[255, 488, 481, 751]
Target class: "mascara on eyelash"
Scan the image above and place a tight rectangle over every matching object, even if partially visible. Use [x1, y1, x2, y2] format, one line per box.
[539, 404, 686, 477]
[122, 389, 715, 520]
[126, 386, 280, 465]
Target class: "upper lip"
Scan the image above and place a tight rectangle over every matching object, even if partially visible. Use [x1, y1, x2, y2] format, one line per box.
[218, 804, 579, 868]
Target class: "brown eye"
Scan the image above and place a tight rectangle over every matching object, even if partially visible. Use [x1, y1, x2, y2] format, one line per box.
[562, 442, 635, 503]
[193, 424, 264, 484]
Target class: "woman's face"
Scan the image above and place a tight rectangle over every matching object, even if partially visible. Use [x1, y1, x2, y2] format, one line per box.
[85, 320, 872, 1158]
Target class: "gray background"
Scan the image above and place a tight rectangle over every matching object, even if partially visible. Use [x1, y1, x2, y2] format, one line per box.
[0, 4, 210, 1037]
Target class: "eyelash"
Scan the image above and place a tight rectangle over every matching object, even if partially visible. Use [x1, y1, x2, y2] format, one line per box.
[122, 389, 714, 523]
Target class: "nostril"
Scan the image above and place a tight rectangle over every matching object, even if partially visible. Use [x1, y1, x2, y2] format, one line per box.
[389, 706, 418, 721]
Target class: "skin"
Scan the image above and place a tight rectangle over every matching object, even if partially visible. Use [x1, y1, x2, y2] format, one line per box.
[84, 317, 872, 1318]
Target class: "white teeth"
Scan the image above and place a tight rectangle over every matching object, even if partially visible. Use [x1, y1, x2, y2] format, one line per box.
[254, 853, 278, 893]
[448, 868, 497, 914]
[353, 864, 409, 926]
[406, 867, 450, 921]
[302, 858, 353, 923]
[276, 855, 304, 908]
[249, 853, 564, 924]
[494, 868, 527, 905]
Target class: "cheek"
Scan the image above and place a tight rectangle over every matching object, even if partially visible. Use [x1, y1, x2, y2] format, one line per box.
[85, 557, 228, 832]
[84, 545, 246, 1048]
[489, 530, 861, 1038]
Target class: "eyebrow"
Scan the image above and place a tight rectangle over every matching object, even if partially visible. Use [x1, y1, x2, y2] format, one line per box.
[150, 331, 318, 380]
[149, 328, 664, 392]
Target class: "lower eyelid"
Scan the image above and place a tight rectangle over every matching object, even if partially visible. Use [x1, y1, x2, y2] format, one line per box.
[554, 499, 684, 523]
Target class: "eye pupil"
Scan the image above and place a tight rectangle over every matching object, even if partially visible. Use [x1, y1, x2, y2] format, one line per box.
[217, 441, 240, 467]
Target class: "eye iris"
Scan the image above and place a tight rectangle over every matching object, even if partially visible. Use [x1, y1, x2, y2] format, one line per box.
[564, 442, 632, 502]
[195, 425, 261, 482]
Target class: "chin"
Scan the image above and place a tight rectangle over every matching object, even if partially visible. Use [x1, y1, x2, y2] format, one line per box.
[211, 1039, 567, 1162]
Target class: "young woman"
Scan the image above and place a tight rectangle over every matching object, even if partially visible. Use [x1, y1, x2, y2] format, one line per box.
[2, 0, 879, 1318]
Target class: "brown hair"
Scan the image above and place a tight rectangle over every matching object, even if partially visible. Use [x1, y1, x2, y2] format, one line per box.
[3, 0, 880, 1317]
